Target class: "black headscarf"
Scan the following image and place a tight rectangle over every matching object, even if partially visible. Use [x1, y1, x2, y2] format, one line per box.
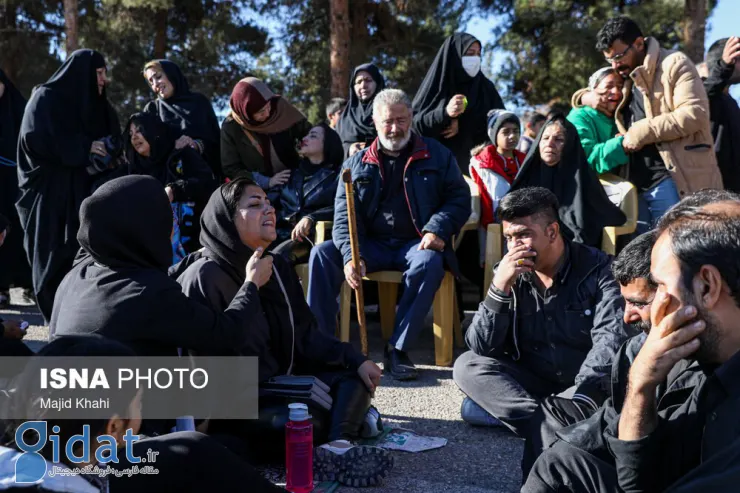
[143, 60, 220, 171]
[198, 185, 253, 286]
[77, 175, 172, 271]
[198, 183, 290, 310]
[337, 63, 385, 152]
[0, 69, 26, 161]
[124, 112, 176, 184]
[412, 33, 504, 138]
[44, 49, 117, 139]
[318, 122, 344, 170]
[510, 114, 626, 247]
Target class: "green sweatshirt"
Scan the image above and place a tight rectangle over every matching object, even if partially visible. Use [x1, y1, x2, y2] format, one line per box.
[566, 106, 628, 174]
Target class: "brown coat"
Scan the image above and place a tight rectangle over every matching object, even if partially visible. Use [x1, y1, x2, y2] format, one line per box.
[572, 38, 722, 196]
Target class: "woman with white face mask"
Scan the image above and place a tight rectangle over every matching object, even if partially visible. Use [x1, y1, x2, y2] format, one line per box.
[412, 33, 505, 175]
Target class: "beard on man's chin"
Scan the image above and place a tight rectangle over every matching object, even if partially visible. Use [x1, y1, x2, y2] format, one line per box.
[379, 131, 411, 152]
[680, 287, 721, 364]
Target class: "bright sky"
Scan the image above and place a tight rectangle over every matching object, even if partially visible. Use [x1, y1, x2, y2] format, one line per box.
[466, 0, 740, 102]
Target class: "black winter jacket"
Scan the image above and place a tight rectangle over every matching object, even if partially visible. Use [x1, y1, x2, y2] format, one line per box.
[703, 58, 740, 192]
[466, 241, 629, 410]
[276, 160, 339, 241]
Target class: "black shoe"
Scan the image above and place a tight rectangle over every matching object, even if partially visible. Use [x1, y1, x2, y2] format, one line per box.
[314, 440, 394, 487]
[383, 345, 418, 381]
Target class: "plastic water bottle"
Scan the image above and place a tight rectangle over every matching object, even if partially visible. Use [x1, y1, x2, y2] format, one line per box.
[285, 403, 313, 493]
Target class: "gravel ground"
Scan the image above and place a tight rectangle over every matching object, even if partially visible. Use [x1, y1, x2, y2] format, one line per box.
[2, 288, 523, 492]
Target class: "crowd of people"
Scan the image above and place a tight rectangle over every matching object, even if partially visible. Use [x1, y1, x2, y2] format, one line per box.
[0, 13, 737, 492]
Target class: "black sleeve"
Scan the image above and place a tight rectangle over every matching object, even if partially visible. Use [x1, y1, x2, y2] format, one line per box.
[413, 104, 451, 140]
[465, 283, 513, 356]
[167, 148, 217, 203]
[149, 278, 270, 356]
[704, 58, 735, 98]
[20, 91, 92, 169]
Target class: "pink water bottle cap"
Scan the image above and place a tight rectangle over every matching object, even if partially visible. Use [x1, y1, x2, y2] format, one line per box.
[288, 403, 311, 421]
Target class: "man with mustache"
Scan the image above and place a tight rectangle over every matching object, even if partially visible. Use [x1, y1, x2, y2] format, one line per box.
[580, 16, 722, 233]
[307, 88, 471, 380]
[453, 187, 629, 435]
[520, 231, 657, 479]
[522, 189, 740, 493]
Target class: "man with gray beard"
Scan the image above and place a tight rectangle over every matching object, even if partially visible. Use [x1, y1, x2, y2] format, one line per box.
[307, 88, 471, 380]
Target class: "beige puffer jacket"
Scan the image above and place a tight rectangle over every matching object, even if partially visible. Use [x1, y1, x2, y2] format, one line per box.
[572, 37, 723, 196]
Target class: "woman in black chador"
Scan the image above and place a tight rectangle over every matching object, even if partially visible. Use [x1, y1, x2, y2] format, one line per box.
[143, 59, 222, 180]
[0, 69, 32, 306]
[16, 49, 120, 322]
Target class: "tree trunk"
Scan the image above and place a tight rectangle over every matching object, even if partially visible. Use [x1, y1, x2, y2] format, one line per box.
[329, 0, 350, 97]
[154, 9, 167, 59]
[683, 0, 707, 63]
[64, 0, 79, 55]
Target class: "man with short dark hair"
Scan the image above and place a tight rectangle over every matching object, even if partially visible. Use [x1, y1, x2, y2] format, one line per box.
[520, 231, 656, 479]
[453, 187, 628, 435]
[584, 17, 722, 232]
[517, 112, 546, 155]
[326, 97, 347, 130]
[698, 36, 740, 192]
[523, 189, 740, 493]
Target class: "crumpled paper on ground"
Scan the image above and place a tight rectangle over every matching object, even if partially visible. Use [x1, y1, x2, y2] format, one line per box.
[377, 427, 447, 453]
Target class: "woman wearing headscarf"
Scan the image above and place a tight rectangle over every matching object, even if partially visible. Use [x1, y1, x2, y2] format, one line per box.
[173, 178, 392, 487]
[337, 63, 385, 157]
[111, 112, 216, 258]
[16, 49, 120, 322]
[509, 114, 626, 247]
[49, 175, 267, 360]
[0, 69, 32, 306]
[142, 60, 222, 180]
[272, 122, 344, 265]
[412, 33, 505, 174]
[220, 77, 311, 194]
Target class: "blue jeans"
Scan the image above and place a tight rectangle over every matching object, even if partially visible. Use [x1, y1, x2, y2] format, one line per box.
[636, 177, 680, 234]
[307, 238, 446, 351]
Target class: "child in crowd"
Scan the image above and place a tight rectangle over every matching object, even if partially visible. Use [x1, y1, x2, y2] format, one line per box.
[469, 110, 526, 266]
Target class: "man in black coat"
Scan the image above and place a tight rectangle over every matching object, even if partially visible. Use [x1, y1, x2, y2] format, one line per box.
[520, 231, 658, 479]
[306, 88, 471, 381]
[453, 187, 630, 436]
[699, 36, 740, 192]
[523, 189, 740, 493]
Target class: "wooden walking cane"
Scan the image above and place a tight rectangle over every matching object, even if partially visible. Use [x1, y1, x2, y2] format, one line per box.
[342, 168, 369, 356]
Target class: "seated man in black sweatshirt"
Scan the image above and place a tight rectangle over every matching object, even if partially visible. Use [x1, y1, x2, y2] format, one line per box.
[453, 187, 629, 435]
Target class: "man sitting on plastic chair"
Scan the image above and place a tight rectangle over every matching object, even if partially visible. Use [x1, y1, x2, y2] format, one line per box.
[453, 187, 630, 435]
[307, 88, 471, 380]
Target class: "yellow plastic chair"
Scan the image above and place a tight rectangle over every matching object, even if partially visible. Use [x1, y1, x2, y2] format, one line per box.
[483, 174, 638, 290]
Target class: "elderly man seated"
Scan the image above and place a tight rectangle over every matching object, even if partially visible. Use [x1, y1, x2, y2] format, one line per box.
[307, 88, 471, 380]
[453, 187, 630, 435]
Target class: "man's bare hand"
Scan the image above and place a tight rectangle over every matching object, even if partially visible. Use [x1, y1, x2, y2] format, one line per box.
[418, 232, 445, 251]
[722, 36, 740, 65]
[344, 260, 366, 290]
